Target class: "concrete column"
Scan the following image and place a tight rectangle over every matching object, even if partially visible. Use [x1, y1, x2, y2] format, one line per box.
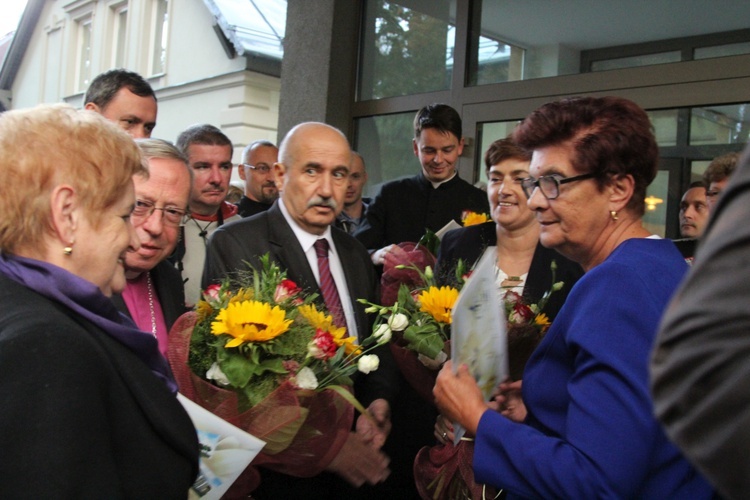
[277, 0, 360, 142]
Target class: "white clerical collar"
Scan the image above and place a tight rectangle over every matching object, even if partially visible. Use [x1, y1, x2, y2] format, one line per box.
[279, 198, 335, 254]
[428, 171, 457, 189]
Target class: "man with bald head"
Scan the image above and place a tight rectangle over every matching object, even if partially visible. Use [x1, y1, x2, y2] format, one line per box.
[237, 140, 280, 217]
[203, 122, 397, 497]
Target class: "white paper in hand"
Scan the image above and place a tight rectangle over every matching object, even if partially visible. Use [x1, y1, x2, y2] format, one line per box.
[449, 246, 508, 443]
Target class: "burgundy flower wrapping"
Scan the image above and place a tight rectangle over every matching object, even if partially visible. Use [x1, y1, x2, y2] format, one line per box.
[380, 242, 436, 306]
[389, 337, 450, 406]
[414, 440, 498, 500]
[168, 312, 354, 491]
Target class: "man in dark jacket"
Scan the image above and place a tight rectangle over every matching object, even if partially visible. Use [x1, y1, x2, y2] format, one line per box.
[355, 103, 489, 264]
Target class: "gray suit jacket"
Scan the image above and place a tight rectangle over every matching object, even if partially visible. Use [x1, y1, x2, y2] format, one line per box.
[202, 201, 398, 406]
[651, 147, 750, 500]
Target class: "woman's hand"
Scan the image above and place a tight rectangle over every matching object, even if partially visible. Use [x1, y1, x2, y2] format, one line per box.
[495, 380, 527, 423]
[433, 360, 489, 436]
[434, 413, 455, 444]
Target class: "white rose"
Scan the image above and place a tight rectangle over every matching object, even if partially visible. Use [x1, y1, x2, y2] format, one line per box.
[373, 324, 392, 343]
[293, 367, 319, 390]
[387, 313, 409, 332]
[357, 354, 380, 374]
[206, 362, 231, 386]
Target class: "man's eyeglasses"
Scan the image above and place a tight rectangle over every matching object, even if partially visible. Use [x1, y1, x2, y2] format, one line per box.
[242, 163, 272, 174]
[131, 199, 186, 227]
[521, 172, 596, 200]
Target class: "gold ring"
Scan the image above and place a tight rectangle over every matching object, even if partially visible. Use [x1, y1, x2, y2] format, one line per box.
[442, 431, 447, 440]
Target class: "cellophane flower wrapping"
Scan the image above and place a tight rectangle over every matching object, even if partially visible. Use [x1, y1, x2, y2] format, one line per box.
[169, 312, 353, 488]
[380, 242, 436, 307]
[168, 255, 387, 494]
[414, 439, 498, 500]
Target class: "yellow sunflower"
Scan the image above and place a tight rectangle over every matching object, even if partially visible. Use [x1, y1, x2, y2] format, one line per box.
[212, 300, 292, 348]
[418, 286, 459, 324]
[298, 303, 332, 330]
[462, 212, 490, 227]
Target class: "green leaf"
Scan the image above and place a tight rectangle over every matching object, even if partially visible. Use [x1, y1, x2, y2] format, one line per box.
[403, 324, 445, 359]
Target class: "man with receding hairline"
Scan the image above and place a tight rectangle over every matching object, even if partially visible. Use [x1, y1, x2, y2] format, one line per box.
[203, 122, 397, 497]
[237, 140, 279, 217]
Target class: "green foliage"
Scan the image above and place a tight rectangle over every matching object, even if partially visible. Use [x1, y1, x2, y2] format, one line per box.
[417, 229, 441, 257]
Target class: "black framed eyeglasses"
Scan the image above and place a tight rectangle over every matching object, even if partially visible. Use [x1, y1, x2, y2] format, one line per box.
[521, 172, 596, 200]
[242, 163, 272, 174]
[131, 199, 186, 227]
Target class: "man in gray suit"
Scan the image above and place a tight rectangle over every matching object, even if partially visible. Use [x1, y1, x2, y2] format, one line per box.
[651, 147, 750, 500]
[203, 122, 397, 497]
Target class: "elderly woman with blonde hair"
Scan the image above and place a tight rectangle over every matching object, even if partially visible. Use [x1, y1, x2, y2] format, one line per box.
[0, 105, 198, 496]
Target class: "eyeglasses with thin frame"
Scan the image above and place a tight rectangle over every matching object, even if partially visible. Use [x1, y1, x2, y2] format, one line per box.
[131, 199, 186, 227]
[242, 163, 272, 174]
[521, 172, 596, 200]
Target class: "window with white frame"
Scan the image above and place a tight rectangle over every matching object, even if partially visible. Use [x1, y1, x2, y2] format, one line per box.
[149, 0, 169, 75]
[75, 15, 93, 91]
[108, 2, 128, 68]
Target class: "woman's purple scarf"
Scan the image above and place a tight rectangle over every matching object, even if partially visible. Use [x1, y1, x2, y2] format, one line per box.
[0, 253, 178, 393]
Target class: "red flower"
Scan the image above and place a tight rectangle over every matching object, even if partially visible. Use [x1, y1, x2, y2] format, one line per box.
[274, 279, 301, 303]
[509, 302, 534, 325]
[309, 328, 338, 360]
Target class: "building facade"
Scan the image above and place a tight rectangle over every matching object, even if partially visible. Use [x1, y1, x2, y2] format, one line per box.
[1, 0, 281, 164]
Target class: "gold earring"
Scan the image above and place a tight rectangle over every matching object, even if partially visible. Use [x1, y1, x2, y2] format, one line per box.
[610, 210, 618, 221]
[63, 246, 73, 256]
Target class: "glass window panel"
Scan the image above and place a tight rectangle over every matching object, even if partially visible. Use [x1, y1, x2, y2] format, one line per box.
[359, 0, 456, 100]
[690, 104, 750, 145]
[115, 7, 128, 67]
[690, 160, 710, 183]
[354, 113, 421, 198]
[695, 41, 750, 60]
[643, 170, 669, 238]
[110, 5, 128, 68]
[590, 51, 681, 72]
[76, 17, 93, 91]
[151, 0, 169, 75]
[463, 2, 749, 85]
[647, 109, 680, 147]
[468, 6, 525, 87]
[476, 120, 521, 185]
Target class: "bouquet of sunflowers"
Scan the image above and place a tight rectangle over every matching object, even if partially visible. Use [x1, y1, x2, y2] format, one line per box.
[168, 255, 387, 490]
[360, 262, 466, 404]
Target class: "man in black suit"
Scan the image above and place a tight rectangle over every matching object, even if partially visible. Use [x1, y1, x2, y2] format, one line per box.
[355, 103, 489, 264]
[112, 139, 190, 356]
[203, 122, 398, 497]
